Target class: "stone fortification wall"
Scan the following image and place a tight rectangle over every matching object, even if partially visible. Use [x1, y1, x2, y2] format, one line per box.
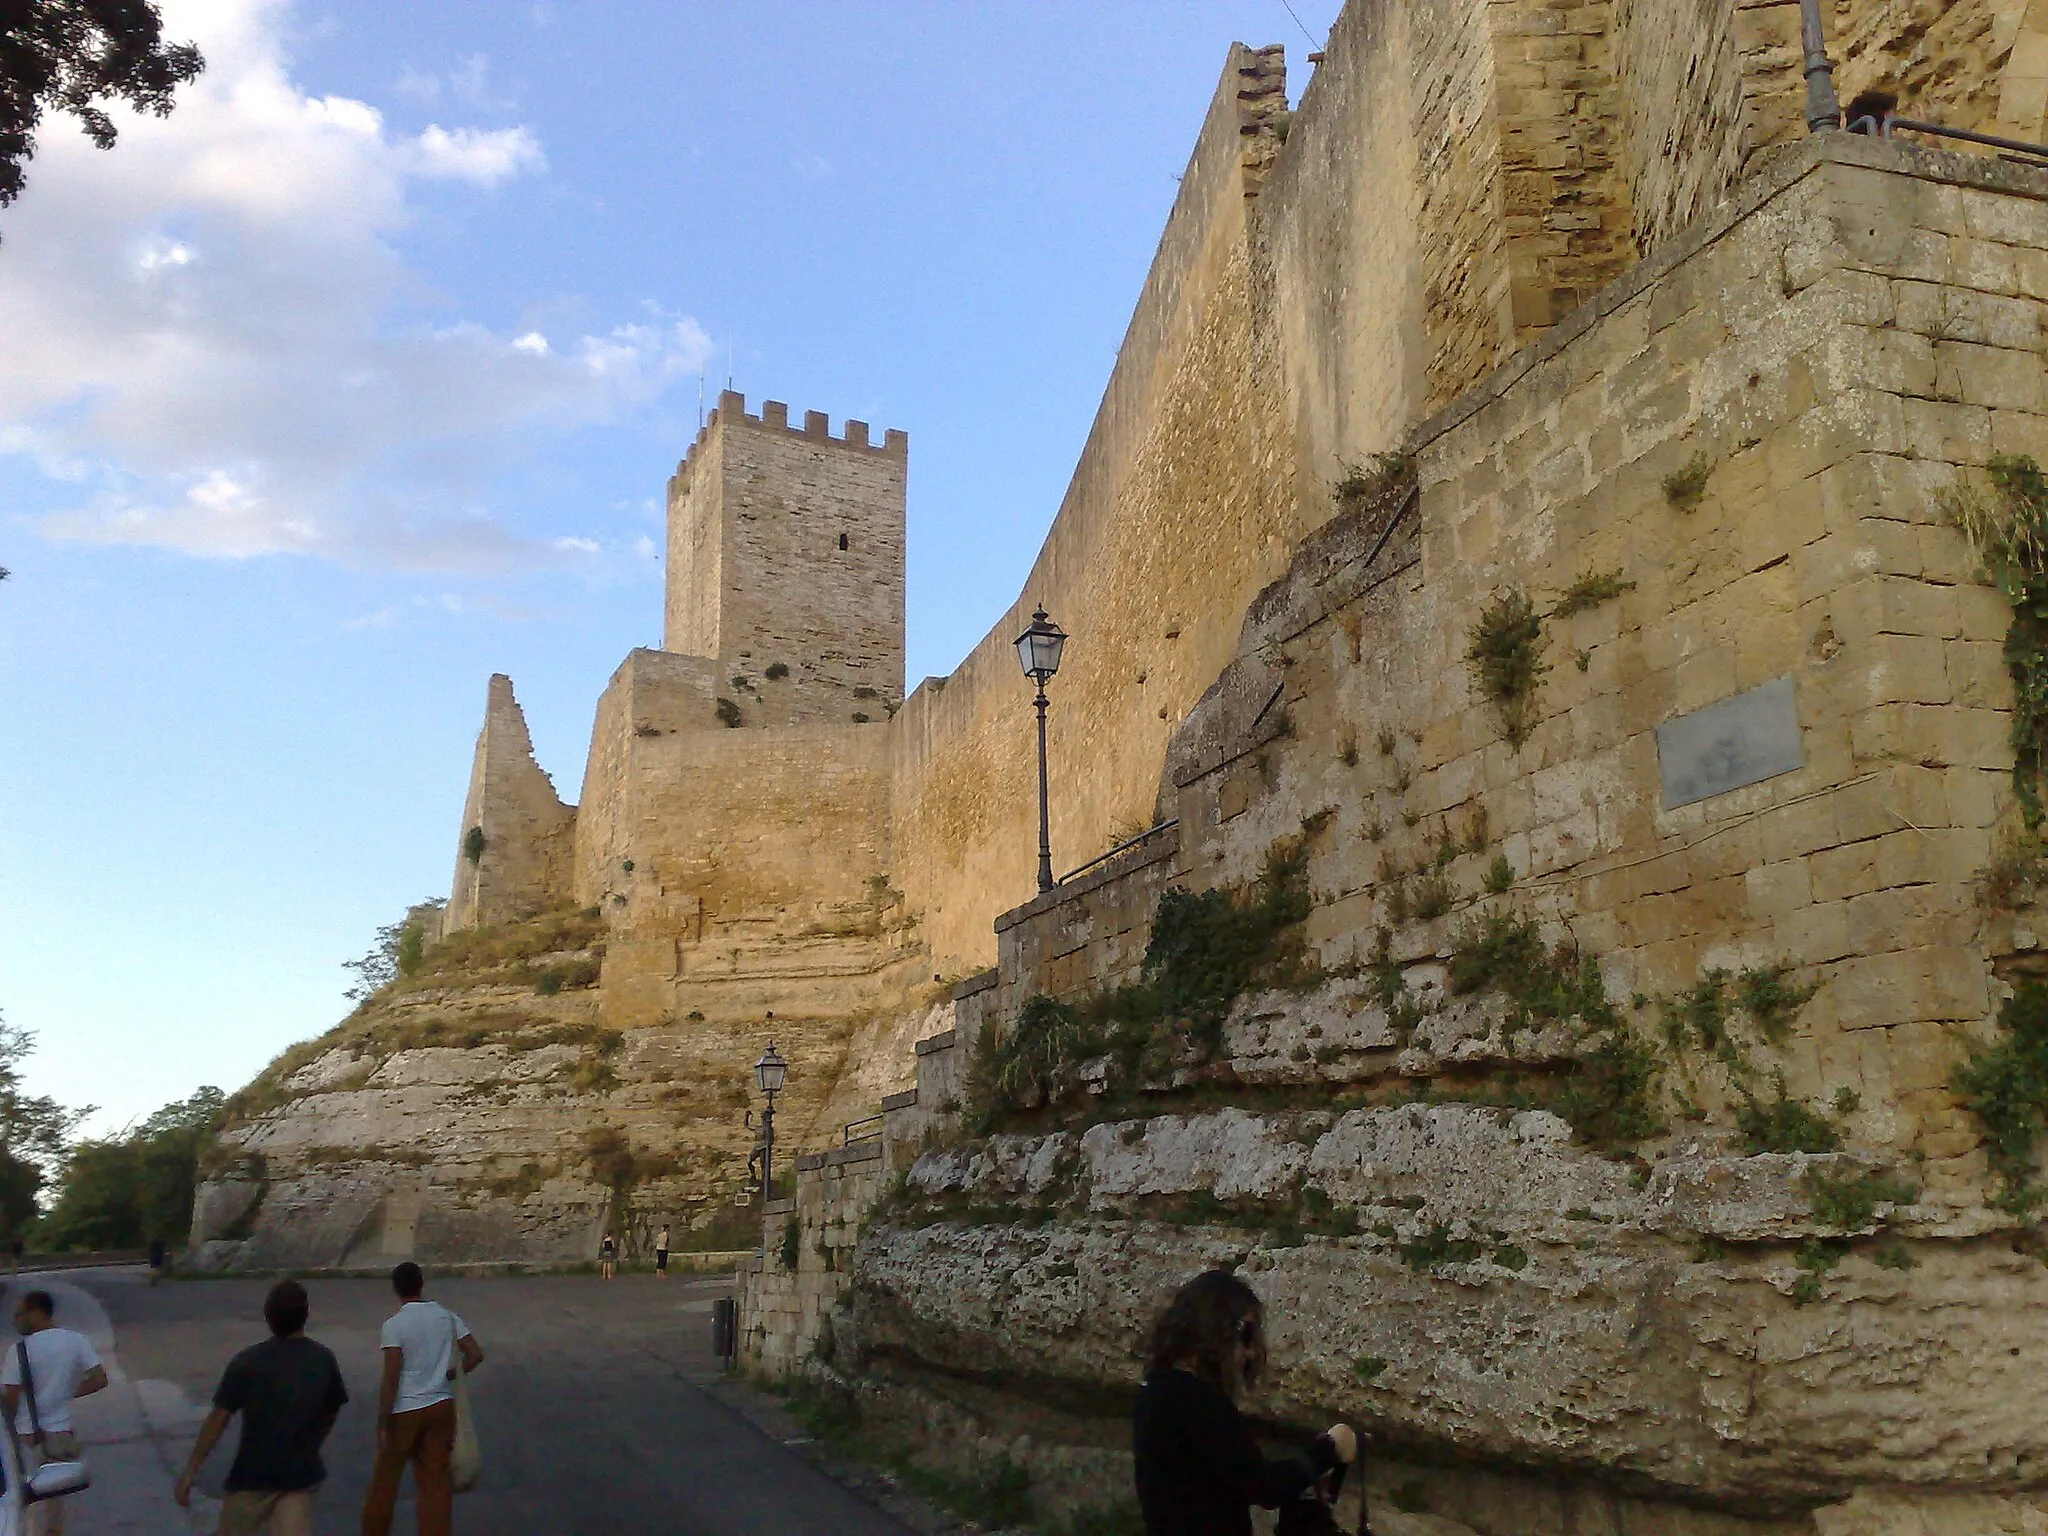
[664, 392, 906, 716]
[737, 1140, 888, 1377]
[825, 136, 2048, 1531]
[444, 675, 575, 931]
[887, 44, 1296, 977]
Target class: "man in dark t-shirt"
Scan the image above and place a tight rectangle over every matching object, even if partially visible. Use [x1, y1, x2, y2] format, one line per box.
[174, 1279, 348, 1535]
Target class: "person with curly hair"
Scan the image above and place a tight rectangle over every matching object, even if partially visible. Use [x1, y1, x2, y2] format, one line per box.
[1132, 1269, 1356, 1535]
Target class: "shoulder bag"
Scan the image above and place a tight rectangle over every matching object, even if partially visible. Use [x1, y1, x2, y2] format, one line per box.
[447, 1317, 481, 1493]
[1275, 1446, 1373, 1536]
[14, 1340, 90, 1502]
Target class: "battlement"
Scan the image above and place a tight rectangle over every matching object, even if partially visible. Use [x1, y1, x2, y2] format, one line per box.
[663, 387, 907, 700]
[671, 390, 906, 491]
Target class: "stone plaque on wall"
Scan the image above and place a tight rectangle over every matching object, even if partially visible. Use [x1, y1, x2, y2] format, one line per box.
[1656, 676, 1802, 809]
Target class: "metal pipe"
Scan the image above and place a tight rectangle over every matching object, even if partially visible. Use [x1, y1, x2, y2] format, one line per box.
[1058, 819, 1179, 887]
[1800, 0, 1842, 133]
[1886, 116, 2048, 163]
[1033, 684, 1053, 892]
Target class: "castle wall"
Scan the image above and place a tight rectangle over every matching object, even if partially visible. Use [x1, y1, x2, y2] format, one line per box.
[830, 136, 2048, 1527]
[664, 396, 907, 717]
[887, 45, 1297, 977]
[445, 675, 575, 931]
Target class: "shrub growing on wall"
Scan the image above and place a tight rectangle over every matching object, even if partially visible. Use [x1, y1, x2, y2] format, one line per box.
[1466, 589, 1545, 746]
[967, 841, 1318, 1127]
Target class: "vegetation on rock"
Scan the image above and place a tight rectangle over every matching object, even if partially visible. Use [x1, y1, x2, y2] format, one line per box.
[1955, 978, 2048, 1210]
[1950, 454, 2048, 827]
[1466, 589, 1545, 747]
[967, 843, 1317, 1128]
[1661, 453, 1712, 511]
[1551, 568, 1635, 619]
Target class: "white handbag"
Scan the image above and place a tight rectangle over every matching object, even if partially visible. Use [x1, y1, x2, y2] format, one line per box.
[447, 1318, 481, 1493]
[14, 1342, 90, 1503]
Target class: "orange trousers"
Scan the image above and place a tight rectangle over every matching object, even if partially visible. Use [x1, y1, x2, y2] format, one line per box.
[360, 1398, 456, 1536]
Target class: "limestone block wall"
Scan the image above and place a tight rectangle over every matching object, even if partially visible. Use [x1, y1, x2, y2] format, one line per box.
[886, 44, 1295, 978]
[739, 1140, 888, 1377]
[827, 136, 2048, 1531]
[1158, 136, 2039, 1195]
[664, 393, 906, 716]
[445, 675, 576, 931]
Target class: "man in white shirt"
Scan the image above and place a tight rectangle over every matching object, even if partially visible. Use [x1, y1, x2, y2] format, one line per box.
[1, 1289, 107, 1536]
[360, 1264, 482, 1536]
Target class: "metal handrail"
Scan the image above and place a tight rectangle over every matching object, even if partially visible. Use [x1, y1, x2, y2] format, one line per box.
[1860, 114, 2048, 165]
[843, 1113, 885, 1146]
[1057, 819, 1178, 888]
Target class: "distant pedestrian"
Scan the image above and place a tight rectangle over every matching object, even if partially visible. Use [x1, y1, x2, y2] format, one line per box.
[174, 1279, 348, 1535]
[600, 1233, 617, 1280]
[148, 1239, 168, 1286]
[2, 1288, 108, 1536]
[654, 1226, 670, 1277]
[361, 1263, 483, 1536]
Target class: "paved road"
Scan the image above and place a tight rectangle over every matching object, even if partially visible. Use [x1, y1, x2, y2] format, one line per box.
[26, 1266, 915, 1536]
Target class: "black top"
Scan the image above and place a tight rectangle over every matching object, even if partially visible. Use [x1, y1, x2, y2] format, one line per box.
[214, 1335, 349, 1492]
[1131, 1367, 1335, 1536]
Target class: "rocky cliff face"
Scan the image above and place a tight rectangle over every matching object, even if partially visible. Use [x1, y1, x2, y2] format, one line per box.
[196, 904, 941, 1269]
[854, 1097, 2038, 1513]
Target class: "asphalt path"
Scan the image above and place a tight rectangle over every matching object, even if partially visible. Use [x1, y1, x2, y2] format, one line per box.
[24, 1266, 916, 1536]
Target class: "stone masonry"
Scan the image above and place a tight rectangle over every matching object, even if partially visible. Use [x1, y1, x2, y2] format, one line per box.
[216, 4, 2048, 1526]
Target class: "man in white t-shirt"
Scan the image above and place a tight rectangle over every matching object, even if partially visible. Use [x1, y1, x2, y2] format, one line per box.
[1, 1289, 107, 1536]
[360, 1264, 482, 1536]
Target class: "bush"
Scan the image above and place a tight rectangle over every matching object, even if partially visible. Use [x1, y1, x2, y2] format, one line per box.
[715, 697, 743, 728]
[966, 841, 1318, 1127]
[463, 825, 486, 863]
[37, 1087, 224, 1250]
[1956, 978, 2048, 1208]
[1466, 589, 1546, 746]
[1735, 1083, 1840, 1154]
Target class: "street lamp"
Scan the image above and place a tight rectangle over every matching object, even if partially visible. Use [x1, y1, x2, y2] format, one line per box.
[754, 1040, 787, 1207]
[1014, 606, 1068, 893]
[1799, 0, 1842, 133]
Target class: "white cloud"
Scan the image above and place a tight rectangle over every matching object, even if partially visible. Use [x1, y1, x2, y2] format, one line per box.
[0, 0, 709, 574]
[406, 123, 543, 184]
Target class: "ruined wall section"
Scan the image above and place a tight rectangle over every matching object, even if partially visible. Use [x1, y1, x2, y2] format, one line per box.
[888, 44, 1295, 976]
[445, 674, 575, 932]
[664, 394, 906, 721]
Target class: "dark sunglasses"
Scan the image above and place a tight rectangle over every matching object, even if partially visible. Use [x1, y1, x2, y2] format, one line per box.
[1237, 1318, 1261, 1346]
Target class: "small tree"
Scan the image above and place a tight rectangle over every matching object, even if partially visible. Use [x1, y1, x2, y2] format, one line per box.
[0, 1013, 86, 1243]
[36, 1085, 224, 1250]
[342, 900, 444, 1002]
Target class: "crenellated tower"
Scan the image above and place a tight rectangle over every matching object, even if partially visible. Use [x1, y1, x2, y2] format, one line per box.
[664, 391, 907, 718]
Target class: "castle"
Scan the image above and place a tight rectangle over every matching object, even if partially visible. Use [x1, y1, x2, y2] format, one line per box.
[202, 1, 2048, 1529]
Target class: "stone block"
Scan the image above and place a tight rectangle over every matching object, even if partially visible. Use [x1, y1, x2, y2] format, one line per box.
[1938, 340, 2045, 413]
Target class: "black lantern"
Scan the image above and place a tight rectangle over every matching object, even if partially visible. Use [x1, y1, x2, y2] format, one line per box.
[1014, 607, 1067, 684]
[752, 1039, 787, 1218]
[1014, 606, 1067, 893]
[754, 1041, 788, 1099]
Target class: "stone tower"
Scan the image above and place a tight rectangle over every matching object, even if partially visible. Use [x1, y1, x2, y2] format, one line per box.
[445, 674, 575, 931]
[664, 391, 907, 718]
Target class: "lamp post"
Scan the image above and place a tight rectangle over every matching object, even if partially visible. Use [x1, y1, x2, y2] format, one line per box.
[1014, 606, 1068, 893]
[1799, 0, 1842, 133]
[753, 1040, 787, 1208]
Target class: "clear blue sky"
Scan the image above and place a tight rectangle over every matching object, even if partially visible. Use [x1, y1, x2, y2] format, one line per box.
[0, 0, 1342, 1136]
